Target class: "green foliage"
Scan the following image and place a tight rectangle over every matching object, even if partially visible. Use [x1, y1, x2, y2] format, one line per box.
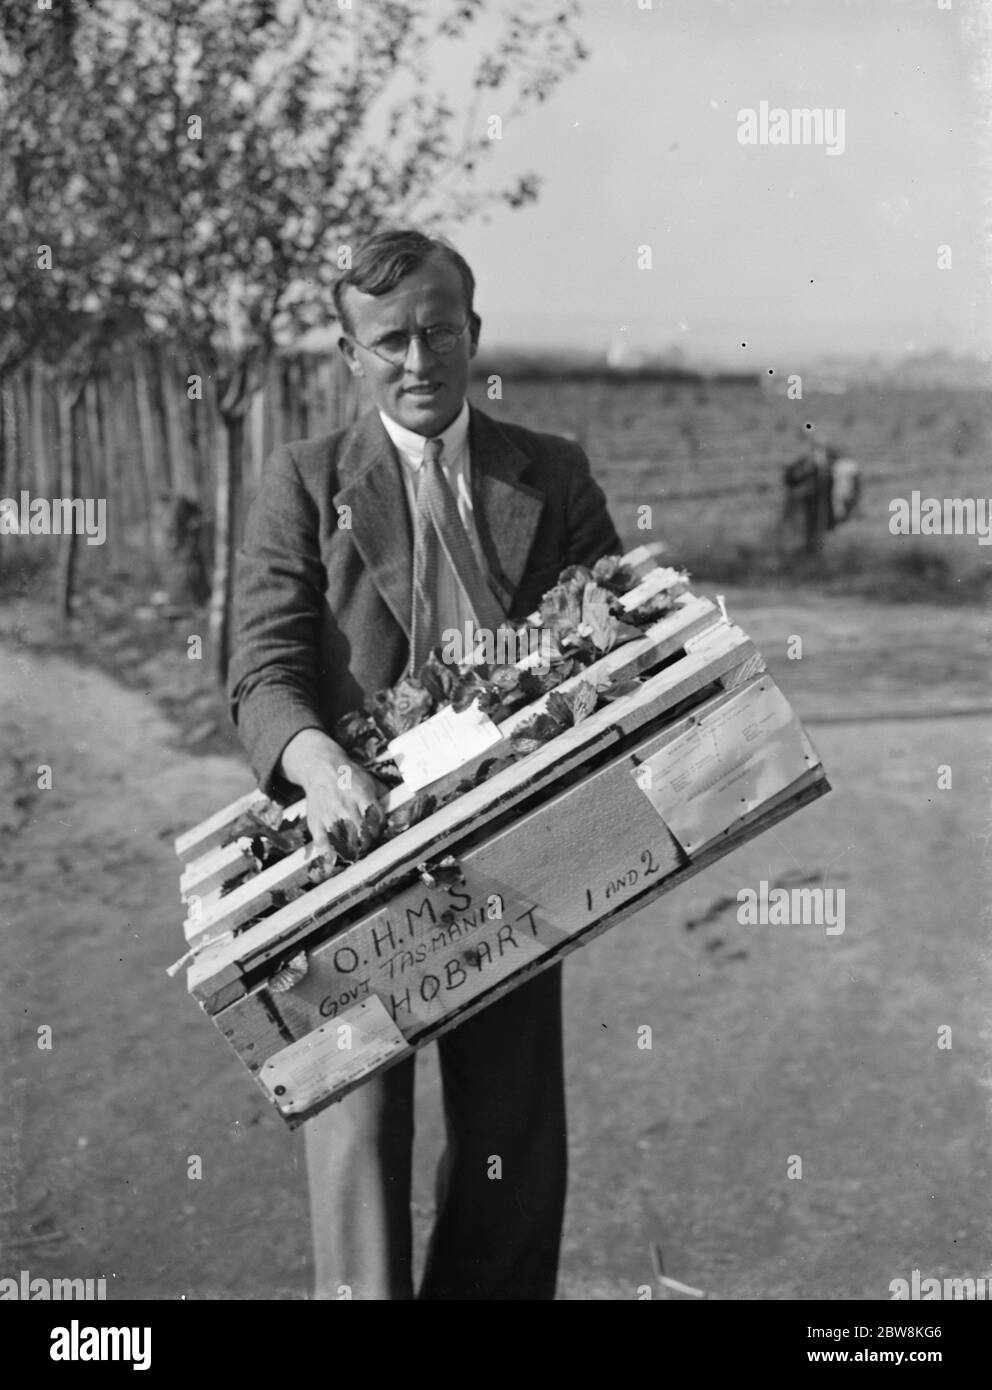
[0, 0, 588, 393]
[326, 801, 386, 864]
[329, 552, 664, 834]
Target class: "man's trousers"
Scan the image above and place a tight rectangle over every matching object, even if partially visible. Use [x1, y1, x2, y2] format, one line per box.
[303, 963, 568, 1300]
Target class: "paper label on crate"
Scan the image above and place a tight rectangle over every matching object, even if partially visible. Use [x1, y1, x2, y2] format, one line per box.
[388, 705, 502, 792]
[259, 996, 409, 1115]
[631, 680, 819, 855]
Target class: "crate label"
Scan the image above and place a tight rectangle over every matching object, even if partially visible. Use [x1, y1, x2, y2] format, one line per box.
[375, 869, 550, 1026]
[258, 996, 409, 1115]
[632, 679, 819, 854]
[389, 705, 502, 791]
[281, 867, 552, 1036]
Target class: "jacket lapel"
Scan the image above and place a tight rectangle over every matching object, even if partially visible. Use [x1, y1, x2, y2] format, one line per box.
[333, 411, 414, 635]
[468, 407, 545, 612]
[333, 405, 546, 632]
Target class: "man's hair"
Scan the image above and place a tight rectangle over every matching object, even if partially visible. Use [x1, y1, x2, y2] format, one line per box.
[332, 229, 476, 335]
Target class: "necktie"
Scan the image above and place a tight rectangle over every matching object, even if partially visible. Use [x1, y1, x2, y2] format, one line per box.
[408, 437, 507, 675]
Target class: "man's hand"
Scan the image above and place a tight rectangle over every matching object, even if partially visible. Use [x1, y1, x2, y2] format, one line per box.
[279, 728, 382, 858]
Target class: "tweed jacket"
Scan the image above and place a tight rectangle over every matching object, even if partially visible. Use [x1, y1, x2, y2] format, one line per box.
[227, 404, 621, 799]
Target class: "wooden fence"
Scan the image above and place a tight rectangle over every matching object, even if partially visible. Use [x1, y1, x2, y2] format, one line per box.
[0, 344, 364, 560]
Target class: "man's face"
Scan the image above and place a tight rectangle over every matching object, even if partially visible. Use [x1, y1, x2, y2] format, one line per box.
[339, 255, 480, 436]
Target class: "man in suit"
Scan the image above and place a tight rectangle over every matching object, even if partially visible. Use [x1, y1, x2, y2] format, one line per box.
[227, 228, 621, 1300]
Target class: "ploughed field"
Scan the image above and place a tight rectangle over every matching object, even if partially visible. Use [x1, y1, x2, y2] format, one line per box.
[470, 377, 992, 592]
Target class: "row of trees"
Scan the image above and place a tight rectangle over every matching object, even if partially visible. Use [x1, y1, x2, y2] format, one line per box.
[0, 0, 588, 677]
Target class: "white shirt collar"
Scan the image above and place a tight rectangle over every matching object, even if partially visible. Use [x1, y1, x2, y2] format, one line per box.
[378, 400, 470, 469]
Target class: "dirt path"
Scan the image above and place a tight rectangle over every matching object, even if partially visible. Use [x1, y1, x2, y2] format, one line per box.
[1, 595, 989, 1299]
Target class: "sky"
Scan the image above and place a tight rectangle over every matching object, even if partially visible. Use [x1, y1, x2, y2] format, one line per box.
[430, 0, 991, 368]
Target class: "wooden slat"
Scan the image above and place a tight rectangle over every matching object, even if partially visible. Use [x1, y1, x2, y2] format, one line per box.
[190, 369, 215, 504]
[179, 800, 307, 897]
[10, 375, 30, 496]
[81, 379, 104, 499]
[0, 381, 19, 498]
[277, 768, 829, 1126]
[95, 375, 123, 552]
[174, 789, 272, 862]
[380, 590, 716, 810]
[179, 586, 705, 900]
[173, 550, 689, 862]
[215, 692, 710, 1067]
[620, 542, 668, 575]
[188, 621, 763, 1011]
[133, 350, 165, 501]
[212, 675, 827, 1120]
[183, 593, 719, 940]
[181, 597, 723, 944]
[454, 563, 686, 675]
[161, 357, 194, 498]
[180, 840, 248, 902]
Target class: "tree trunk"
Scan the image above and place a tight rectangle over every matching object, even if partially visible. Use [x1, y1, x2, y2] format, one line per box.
[82, 378, 103, 499]
[132, 351, 161, 555]
[248, 385, 266, 494]
[54, 383, 82, 628]
[29, 360, 49, 497]
[97, 374, 124, 560]
[208, 407, 244, 686]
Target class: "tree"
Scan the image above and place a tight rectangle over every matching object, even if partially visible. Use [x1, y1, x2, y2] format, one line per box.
[0, 3, 148, 622]
[1, 0, 588, 677]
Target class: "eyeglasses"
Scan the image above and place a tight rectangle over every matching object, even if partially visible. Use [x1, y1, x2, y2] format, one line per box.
[348, 321, 470, 366]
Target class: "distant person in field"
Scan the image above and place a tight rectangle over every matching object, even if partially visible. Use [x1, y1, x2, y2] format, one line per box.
[227, 228, 621, 1300]
[781, 439, 861, 555]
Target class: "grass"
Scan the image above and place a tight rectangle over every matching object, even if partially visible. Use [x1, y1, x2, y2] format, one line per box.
[0, 537, 240, 761]
[667, 529, 992, 604]
[473, 376, 992, 609]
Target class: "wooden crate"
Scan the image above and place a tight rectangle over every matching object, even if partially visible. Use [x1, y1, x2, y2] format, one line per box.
[174, 560, 829, 1126]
